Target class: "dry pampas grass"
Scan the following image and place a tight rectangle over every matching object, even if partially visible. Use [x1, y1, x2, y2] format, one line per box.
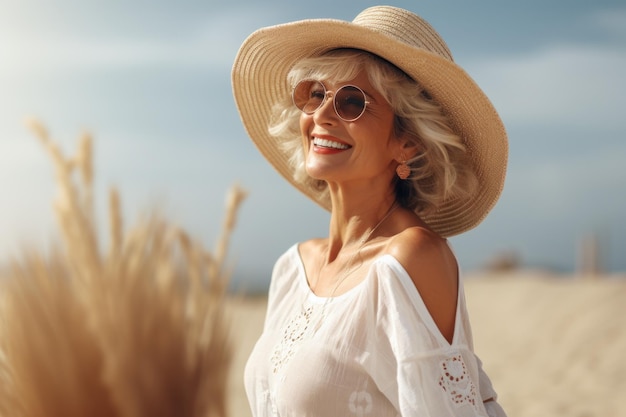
[0, 120, 247, 417]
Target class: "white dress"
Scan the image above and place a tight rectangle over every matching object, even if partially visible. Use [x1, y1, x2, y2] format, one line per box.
[245, 244, 506, 417]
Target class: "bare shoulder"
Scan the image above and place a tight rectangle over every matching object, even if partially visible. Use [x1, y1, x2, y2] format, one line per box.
[387, 227, 457, 282]
[297, 238, 326, 274]
[386, 227, 458, 343]
[298, 238, 325, 259]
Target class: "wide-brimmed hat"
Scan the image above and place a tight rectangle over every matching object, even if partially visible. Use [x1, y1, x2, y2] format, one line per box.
[231, 5, 508, 237]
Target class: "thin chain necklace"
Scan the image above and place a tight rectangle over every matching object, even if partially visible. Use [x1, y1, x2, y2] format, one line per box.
[303, 202, 398, 334]
[316, 201, 399, 299]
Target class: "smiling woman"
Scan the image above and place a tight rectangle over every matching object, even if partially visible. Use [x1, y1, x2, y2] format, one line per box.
[272, 49, 480, 220]
[232, 4, 508, 417]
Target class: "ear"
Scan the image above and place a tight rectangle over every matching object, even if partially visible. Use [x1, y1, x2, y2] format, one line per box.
[394, 132, 420, 162]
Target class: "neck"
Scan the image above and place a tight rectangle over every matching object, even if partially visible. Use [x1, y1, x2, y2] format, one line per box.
[325, 194, 398, 263]
[314, 199, 398, 297]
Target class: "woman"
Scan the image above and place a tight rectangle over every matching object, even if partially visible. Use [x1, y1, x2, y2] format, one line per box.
[232, 5, 508, 417]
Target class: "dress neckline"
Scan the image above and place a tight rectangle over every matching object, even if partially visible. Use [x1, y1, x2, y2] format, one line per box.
[291, 243, 464, 347]
[294, 242, 386, 303]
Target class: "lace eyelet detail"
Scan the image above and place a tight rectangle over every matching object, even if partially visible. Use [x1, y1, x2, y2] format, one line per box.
[438, 354, 479, 410]
[270, 305, 318, 374]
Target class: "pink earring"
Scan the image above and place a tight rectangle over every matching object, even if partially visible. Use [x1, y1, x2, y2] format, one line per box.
[396, 154, 410, 180]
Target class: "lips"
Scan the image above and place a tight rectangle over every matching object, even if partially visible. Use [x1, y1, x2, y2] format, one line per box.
[312, 137, 351, 150]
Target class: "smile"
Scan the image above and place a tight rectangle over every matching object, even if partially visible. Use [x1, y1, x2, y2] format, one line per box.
[312, 137, 351, 150]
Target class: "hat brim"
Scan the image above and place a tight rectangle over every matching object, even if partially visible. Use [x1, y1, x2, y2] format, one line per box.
[232, 18, 508, 237]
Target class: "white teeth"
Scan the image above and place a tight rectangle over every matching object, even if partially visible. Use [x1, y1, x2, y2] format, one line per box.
[313, 137, 350, 150]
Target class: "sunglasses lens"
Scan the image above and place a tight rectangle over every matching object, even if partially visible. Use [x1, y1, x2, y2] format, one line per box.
[334, 86, 367, 121]
[293, 80, 325, 114]
[292, 80, 368, 121]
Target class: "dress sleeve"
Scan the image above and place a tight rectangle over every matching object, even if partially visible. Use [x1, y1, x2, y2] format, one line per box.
[263, 244, 301, 332]
[475, 354, 508, 417]
[367, 257, 499, 417]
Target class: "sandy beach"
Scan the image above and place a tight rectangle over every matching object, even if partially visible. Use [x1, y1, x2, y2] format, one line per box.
[226, 272, 626, 417]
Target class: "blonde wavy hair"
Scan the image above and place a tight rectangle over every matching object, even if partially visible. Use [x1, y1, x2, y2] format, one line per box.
[268, 49, 478, 216]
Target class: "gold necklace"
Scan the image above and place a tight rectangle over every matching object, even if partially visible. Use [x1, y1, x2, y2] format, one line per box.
[317, 201, 399, 299]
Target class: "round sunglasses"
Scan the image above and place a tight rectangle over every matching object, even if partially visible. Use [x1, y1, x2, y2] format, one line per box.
[292, 80, 371, 122]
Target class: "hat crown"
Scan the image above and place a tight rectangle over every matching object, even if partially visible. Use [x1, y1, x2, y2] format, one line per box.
[352, 6, 453, 61]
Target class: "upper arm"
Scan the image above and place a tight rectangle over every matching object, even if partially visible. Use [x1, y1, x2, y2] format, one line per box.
[388, 228, 458, 344]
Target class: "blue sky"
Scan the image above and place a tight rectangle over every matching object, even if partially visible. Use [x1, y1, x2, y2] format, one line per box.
[1, 0, 625, 290]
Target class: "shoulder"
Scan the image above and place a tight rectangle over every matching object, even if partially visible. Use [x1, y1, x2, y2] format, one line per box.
[294, 238, 326, 281]
[267, 243, 307, 304]
[387, 227, 457, 278]
[270, 243, 304, 281]
[298, 238, 325, 257]
[297, 238, 326, 267]
[386, 227, 458, 343]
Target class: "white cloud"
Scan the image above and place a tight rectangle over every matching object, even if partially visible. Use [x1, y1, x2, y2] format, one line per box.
[467, 43, 626, 130]
[0, 7, 275, 76]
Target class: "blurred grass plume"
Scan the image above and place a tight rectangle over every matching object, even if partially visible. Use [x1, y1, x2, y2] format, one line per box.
[0, 120, 247, 417]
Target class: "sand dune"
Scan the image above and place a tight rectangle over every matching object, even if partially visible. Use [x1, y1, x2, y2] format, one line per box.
[227, 272, 626, 417]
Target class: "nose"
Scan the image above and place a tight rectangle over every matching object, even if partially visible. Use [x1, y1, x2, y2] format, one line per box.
[312, 91, 338, 124]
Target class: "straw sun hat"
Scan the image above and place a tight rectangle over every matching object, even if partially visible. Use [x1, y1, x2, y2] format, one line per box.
[232, 5, 508, 237]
